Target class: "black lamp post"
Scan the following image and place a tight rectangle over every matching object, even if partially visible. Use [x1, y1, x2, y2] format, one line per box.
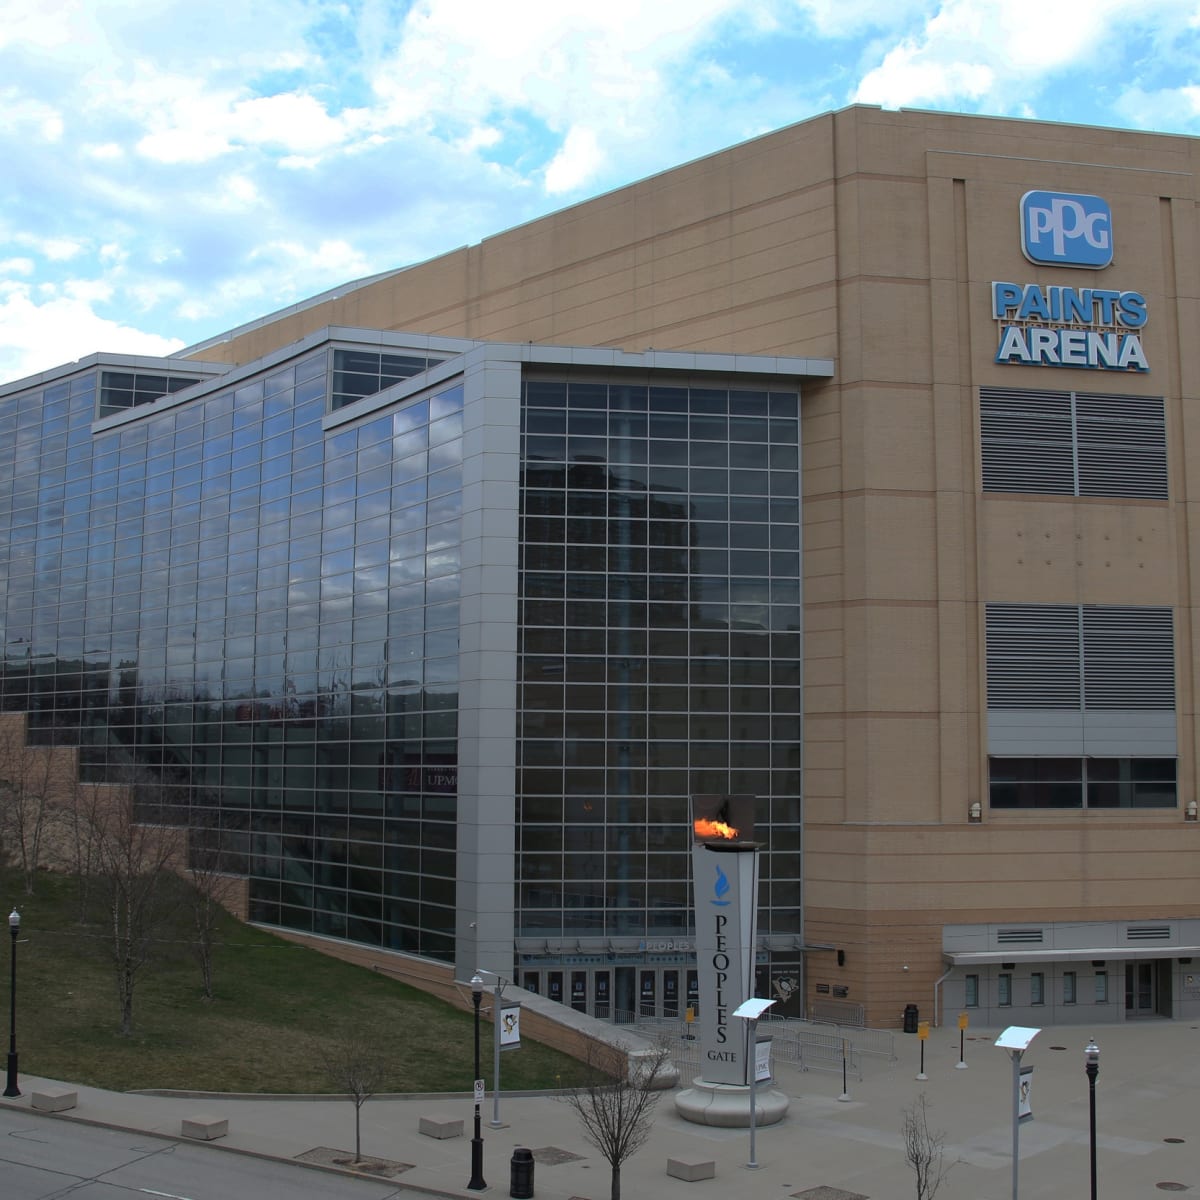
[467, 972, 486, 1191]
[4, 908, 19, 1098]
[1085, 1037, 1099, 1200]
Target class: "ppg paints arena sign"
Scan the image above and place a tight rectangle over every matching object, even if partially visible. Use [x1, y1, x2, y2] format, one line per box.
[991, 190, 1149, 373]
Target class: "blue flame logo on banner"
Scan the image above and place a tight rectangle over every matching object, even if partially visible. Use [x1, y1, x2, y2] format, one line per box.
[713, 864, 731, 906]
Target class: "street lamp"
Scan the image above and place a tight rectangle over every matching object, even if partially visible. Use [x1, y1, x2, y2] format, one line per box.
[467, 972, 486, 1191]
[1085, 1038, 1099, 1200]
[732, 996, 776, 1169]
[4, 908, 19, 1098]
[995, 1025, 1039, 1200]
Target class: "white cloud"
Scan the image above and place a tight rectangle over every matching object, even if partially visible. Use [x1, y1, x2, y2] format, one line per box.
[0, 257, 34, 276]
[0, 288, 184, 385]
[12, 233, 86, 262]
[64, 278, 114, 303]
[5, 0, 1200, 390]
[84, 142, 125, 161]
[1115, 85, 1200, 131]
[232, 92, 358, 152]
[854, 0, 1200, 113]
[795, 0, 932, 39]
[0, 94, 65, 141]
[251, 238, 372, 278]
[544, 126, 605, 194]
[370, 0, 771, 142]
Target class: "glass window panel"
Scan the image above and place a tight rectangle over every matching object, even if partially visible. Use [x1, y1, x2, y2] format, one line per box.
[1063, 971, 1077, 1004]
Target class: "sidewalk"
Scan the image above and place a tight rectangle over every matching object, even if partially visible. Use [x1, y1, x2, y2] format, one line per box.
[2, 1020, 1198, 1198]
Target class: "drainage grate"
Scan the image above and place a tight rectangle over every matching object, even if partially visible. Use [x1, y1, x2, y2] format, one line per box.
[1165, 1138, 1186, 1144]
[1156, 1184, 1189, 1192]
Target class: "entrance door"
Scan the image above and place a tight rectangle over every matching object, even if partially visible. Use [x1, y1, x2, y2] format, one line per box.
[1125, 960, 1157, 1017]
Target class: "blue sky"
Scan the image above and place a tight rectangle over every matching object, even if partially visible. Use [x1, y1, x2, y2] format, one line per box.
[3, 0, 1200, 385]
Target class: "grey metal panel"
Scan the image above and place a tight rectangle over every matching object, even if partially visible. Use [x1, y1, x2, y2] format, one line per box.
[988, 710, 1085, 755]
[1082, 710, 1177, 756]
[455, 352, 522, 985]
[945, 946, 1200, 964]
[944, 917, 1200, 956]
[988, 710, 1177, 756]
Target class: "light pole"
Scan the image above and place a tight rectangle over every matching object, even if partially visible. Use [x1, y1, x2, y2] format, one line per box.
[1085, 1038, 1099, 1200]
[732, 996, 776, 1169]
[995, 1025, 1039, 1200]
[4, 908, 19, 1098]
[487, 972, 505, 1128]
[467, 972, 486, 1191]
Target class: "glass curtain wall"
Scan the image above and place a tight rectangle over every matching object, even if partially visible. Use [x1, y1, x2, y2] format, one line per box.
[516, 377, 803, 945]
[0, 346, 465, 963]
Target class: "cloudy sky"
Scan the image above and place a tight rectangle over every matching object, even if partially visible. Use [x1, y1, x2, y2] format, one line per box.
[3, 0, 1200, 385]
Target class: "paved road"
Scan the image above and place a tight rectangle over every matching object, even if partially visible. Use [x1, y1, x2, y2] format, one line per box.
[0, 1109, 407, 1200]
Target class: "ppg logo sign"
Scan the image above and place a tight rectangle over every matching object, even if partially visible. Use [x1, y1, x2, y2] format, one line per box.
[1021, 191, 1112, 269]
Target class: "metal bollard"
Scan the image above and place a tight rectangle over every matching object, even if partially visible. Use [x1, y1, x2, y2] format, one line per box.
[510, 1146, 535, 1199]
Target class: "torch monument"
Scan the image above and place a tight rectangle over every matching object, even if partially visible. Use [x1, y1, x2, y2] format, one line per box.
[675, 795, 789, 1128]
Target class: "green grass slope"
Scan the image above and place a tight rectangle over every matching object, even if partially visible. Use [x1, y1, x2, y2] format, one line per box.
[0, 866, 587, 1094]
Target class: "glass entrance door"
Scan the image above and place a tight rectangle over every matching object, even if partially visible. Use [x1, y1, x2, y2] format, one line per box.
[1125, 960, 1157, 1017]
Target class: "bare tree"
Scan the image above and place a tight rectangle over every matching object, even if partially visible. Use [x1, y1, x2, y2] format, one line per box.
[183, 805, 230, 1001]
[320, 1032, 387, 1164]
[92, 770, 184, 1034]
[60, 774, 112, 922]
[0, 728, 61, 895]
[562, 1042, 671, 1200]
[903, 1094, 953, 1200]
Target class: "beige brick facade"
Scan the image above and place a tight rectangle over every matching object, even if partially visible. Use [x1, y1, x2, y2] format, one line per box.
[185, 106, 1200, 1026]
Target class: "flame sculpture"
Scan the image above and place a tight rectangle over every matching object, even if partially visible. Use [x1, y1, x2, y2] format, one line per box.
[694, 817, 739, 840]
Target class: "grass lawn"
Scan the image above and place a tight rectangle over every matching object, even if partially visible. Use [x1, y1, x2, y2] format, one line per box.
[1, 866, 589, 1094]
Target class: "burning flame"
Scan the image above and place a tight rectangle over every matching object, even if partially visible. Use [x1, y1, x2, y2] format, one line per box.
[694, 817, 739, 840]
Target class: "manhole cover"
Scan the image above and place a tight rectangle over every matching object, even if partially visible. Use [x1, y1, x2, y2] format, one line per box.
[533, 1146, 585, 1165]
[791, 1189, 869, 1200]
[1165, 1138, 1186, 1144]
[1156, 1183, 1189, 1192]
[1049, 1045, 1067, 1051]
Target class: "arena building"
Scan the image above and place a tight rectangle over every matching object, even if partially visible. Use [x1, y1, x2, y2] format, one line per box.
[4, 104, 1200, 1028]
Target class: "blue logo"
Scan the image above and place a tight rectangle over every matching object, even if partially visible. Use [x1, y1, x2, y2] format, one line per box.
[712, 864, 730, 906]
[1021, 191, 1112, 269]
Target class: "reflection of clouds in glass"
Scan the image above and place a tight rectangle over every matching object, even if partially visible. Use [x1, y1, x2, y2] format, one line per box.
[390, 554, 426, 586]
[426, 548, 460, 577]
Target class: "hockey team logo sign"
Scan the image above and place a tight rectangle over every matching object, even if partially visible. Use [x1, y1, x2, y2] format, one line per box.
[1021, 191, 1113, 269]
[992, 190, 1149, 373]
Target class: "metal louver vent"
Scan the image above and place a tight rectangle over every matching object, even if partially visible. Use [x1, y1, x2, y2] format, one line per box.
[981, 388, 1074, 494]
[986, 603, 1080, 709]
[1126, 925, 1171, 941]
[987, 603, 1174, 712]
[997, 928, 1044, 944]
[1082, 606, 1175, 710]
[981, 387, 1166, 499]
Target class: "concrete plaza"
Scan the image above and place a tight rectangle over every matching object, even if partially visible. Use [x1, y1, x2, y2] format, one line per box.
[2, 1018, 1198, 1198]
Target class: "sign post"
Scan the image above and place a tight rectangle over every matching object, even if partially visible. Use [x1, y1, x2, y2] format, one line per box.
[995, 1026, 1040, 1200]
